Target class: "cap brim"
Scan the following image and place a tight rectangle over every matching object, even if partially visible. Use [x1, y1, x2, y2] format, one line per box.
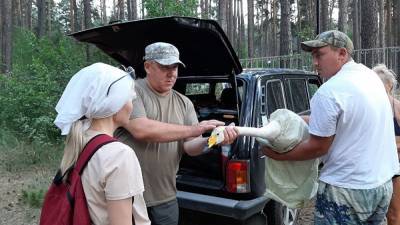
[154, 58, 186, 68]
[301, 40, 328, 52]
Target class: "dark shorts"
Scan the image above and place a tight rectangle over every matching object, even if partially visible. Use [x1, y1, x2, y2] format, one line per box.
[147, 199, 179, 225]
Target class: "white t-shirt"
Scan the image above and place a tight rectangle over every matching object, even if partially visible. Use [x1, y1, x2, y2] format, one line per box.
[309, 60, 399, 189]
[81, 130, 150, 225]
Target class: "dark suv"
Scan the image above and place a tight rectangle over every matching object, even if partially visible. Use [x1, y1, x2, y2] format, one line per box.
[71, 16, 322, 225]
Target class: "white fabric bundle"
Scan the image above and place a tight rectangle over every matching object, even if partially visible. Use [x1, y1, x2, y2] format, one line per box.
[257, 109, 319, 208]
[54, 62, 136, 135]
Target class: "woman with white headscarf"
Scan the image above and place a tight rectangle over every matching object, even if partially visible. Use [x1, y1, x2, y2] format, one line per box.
[373, 64, 400, 225]
[54, 63, 150, 225]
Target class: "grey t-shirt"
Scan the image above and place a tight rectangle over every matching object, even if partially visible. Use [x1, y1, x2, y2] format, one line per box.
[116, 78, 198, 207]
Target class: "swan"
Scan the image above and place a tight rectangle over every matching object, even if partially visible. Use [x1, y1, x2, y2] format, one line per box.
[207, 121, 281, 148]
[207, 108, 308, 153]
[207, 108, 318, 209]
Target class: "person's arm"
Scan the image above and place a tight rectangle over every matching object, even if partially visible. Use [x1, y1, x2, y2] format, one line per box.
[107, 198, 133, 225]
[123, 118, 224, 143]
[301, 115, 310, 124]
[396, 136, 400, 154]
[261, 134, 334, 161]
[392, 96, 400, 153]
[183, 125, 239, 156]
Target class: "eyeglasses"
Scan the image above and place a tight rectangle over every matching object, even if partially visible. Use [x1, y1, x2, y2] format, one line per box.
[106, 65, 136, 96]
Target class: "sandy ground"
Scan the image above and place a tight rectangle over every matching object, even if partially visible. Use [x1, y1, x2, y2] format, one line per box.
[0, 167, 388, 225]
[0, 168, 53, 225]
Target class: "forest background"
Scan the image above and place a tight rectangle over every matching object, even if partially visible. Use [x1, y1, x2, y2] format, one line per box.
[0, 0, 399, 224]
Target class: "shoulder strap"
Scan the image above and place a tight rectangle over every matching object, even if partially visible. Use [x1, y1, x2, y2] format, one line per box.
[75, 134, 117, 175]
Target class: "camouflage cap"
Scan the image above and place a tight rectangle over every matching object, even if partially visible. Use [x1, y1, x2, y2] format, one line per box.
[301, 30, 354, 54]
[143, 42, 185, 67]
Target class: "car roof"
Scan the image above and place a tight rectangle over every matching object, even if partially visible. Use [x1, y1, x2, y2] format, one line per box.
[70, 16, 243, 77]
[240, 68, 317, 78]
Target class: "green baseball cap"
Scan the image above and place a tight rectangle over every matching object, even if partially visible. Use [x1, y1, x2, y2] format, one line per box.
[301, 30, 354, 54]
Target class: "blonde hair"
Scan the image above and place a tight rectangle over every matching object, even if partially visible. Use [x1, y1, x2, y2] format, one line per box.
[373, 64, 398, 92]
[59, 120, 85, 181]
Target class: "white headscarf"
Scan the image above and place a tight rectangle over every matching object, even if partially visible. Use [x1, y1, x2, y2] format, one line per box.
[54, 62, 136, 135]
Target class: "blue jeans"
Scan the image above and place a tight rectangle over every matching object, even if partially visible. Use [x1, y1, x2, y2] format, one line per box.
[314, 180, 392, 225]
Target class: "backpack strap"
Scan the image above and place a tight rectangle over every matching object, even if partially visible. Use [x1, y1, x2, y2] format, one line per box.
[75, 134, 117, 175]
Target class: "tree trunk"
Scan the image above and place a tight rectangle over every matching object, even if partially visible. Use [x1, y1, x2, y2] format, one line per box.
[361, 0, 378, 67]
[280, 0, 291, 56]
[227, 0, 232, 41]
[117, 0, 124, 20]
[47, 0, 52, 34]
[204, 0, 209, 18]
[352, 0, 360, 50]
[132, 0, 137, 19]
[338, 0, 348, 32]
[308, 0, 315, 30]
[0, 0, 3, 61]
[25, 0, 32, 30]
[127, 0, 132, 20]
[247, 0, 254, 58]
[83, 0, 92, 29]
[200, 0, 205, 18]
[263, 0, 269, 56]
[83, 0, 91, 61]
[36, 0, 46, 37]
[378, 0, 385, 47]
[101, 0, 107, 24]
[232, 0, 238, 50]
[320, 0, 329, 32]
[394, 0, 400, 46]
[70, 0, 78, 32]
[271, 0, 278, 56]
[2, 0, 12, 74]
[141, 0, 145, 18]
[14, 0, 22, 27]
[385, 0, 392, 47]
[239, 0, 245, 58]
[218, 0, 227, 32]
[328, 0, 335, 29]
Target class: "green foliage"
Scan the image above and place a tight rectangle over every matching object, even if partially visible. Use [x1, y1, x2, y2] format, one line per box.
[0, 128, 62, 172]
[296, 25, 315, 42]
[0, 28, 115, 145]
[21, 188, 45, 208]
[145, 0, 198, 18]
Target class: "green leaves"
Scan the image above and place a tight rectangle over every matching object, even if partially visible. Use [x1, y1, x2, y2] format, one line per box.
[0, 28, 115, 145]
[144, 0, 198, 18]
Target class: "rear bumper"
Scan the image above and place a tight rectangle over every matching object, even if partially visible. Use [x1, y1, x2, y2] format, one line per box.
[177, 191, 269, 220]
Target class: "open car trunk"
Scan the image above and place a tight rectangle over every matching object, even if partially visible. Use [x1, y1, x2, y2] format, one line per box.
[174, 77, 244, 195]
[70, 16, 244, 195]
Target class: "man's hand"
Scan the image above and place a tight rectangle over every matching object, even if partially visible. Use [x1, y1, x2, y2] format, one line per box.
[193, 120, 225, 136]
[219, 123, 239, 145]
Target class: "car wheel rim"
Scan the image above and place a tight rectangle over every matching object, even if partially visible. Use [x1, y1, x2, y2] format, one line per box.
[282, 206, 297, 225]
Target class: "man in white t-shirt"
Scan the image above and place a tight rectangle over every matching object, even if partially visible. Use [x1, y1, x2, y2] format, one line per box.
[262, 30, 399, 224]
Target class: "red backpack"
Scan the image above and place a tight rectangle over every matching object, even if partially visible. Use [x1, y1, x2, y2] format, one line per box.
[40, 134, 116, 225]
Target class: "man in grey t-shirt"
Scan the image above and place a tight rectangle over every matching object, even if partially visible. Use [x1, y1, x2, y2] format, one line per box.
[116, 42, 238, 225]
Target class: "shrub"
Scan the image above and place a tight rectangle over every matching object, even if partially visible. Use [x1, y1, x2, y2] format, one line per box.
[0, 28, 115, 145]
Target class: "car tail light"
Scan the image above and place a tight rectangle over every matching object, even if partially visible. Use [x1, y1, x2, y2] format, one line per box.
[226, 160, 250, 193]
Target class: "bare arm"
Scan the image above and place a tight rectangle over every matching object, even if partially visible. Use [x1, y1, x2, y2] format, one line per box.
[261, 134, 334, 161]
[183, 126, 239, 156]
[392, 96, 400, 153]
[301, 115, 310, 124]
[396, 136, 400, 155]
[123, 117, 224, 143]
[107, 198, 133, 225]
